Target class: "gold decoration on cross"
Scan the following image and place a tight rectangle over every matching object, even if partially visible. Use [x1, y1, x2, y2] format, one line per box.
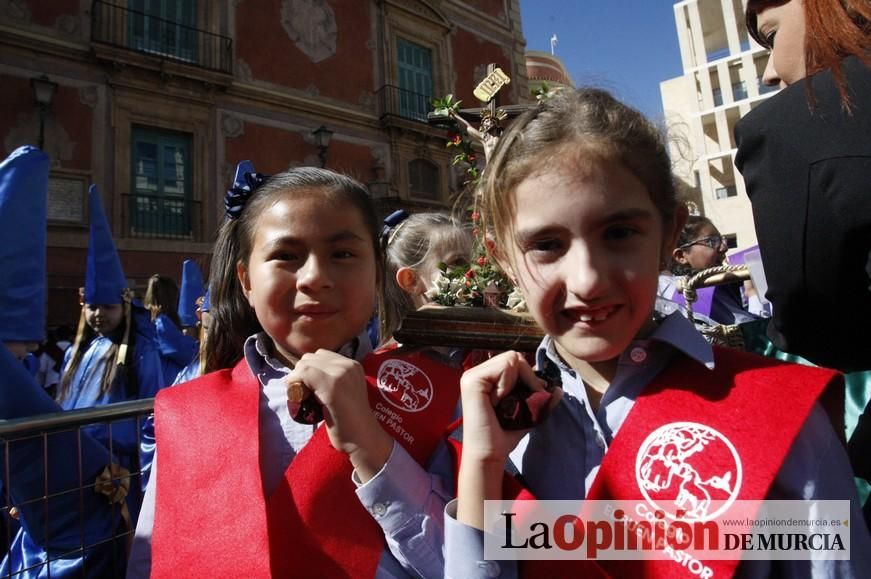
[473, 67, 511, 103]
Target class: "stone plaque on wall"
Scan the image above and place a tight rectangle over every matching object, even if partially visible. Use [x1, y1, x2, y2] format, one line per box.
[47, 175, 86, 223]
[281, 0, 337, 63]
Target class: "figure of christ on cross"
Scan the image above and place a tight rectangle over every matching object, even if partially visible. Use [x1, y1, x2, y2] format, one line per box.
[428, 63, 531, 163]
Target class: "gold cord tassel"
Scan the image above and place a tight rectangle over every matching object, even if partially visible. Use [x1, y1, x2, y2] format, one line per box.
[116, 289, 132, 366]
[198, 327, 207, 376]
[68, 289, 88, 364]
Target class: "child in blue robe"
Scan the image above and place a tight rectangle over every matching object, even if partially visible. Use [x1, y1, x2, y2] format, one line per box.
[56, 184, 163, 523]
[143, 273, 196, 387]
[0, 146, 128, 577]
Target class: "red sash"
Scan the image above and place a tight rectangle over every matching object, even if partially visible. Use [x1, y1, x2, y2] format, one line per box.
[152, 348, 462, 578]
[451, 347, 841, 579]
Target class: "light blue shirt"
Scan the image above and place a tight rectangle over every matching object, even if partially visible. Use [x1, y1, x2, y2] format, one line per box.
[60, 333, 163, 461]
[444, 312, 871, 578]
[128, 332, 453, 579]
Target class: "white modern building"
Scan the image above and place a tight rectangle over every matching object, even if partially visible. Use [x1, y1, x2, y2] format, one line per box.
[660, 0, 780, 251]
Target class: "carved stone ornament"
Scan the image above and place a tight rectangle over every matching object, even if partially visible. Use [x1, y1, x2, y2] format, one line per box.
[1, 0, 30, 23]
[55, 14, 79, 37]
[79, 86, 99, 109]
[280, 0, 338, 63]
[370, 145, 387, 169]
[357, 91, 375, 112]
[221, 114, 245, 138]
[235, 58, 254, 82]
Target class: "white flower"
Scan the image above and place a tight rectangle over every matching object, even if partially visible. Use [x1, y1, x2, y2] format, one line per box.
[506, 287, 527, 312]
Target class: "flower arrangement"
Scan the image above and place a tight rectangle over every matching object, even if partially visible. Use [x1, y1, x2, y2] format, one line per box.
[426, 211, 524, 309]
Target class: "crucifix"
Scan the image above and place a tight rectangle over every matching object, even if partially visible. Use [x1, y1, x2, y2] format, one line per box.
[428, 63, 530, 162]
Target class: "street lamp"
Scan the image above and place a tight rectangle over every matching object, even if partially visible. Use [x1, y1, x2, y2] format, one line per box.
[30, 75, 57, 151]
[312, 125, 333, 168]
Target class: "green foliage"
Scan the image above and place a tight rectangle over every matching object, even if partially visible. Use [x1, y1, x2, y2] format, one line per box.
[426, 211, 518, 309]
[531, 82, 556, 103]
[431, 94, 462, 117]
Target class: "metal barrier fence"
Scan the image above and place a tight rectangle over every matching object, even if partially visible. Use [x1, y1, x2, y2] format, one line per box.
[1, 399, 154, 578]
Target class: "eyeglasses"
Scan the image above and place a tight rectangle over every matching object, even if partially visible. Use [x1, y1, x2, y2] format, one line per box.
[681, 235, 727, 250]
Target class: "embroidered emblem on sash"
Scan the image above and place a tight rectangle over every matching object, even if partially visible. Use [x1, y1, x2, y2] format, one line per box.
[635, 422, 742, 521]
[376, 359, 433, 413]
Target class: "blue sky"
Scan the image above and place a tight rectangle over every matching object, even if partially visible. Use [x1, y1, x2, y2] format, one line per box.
[519, 0, 683, 121]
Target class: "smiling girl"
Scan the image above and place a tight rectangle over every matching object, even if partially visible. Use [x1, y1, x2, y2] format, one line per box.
[128, 165, 458, 578]
[445, 87, 870, 578]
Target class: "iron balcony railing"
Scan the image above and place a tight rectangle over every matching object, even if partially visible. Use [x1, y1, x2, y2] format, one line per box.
[376, 85, 434, 124]
[91, 0, 233, 75]
[122, 193, 202, 241]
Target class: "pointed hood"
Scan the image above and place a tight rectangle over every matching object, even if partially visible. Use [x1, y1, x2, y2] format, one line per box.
[84, 184, 128, 304]
[0, 146, 50, 342]
[178, 259, 205, 327]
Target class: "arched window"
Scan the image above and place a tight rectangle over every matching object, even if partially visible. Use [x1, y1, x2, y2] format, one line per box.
[408, 159, 440, 200]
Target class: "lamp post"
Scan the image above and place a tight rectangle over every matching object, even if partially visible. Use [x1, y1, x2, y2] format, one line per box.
[30, 75, 57, 151]
[312, 125, 333, 168]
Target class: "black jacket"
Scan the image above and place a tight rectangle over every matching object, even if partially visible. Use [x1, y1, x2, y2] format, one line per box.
[734, 56, 871, 372]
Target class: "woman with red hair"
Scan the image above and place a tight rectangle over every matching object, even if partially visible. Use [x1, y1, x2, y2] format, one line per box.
[735, 0, 870, 370]
[734, 0, 871, 527]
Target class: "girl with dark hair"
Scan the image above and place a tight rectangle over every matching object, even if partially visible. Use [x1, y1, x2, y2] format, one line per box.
[143, 273, 196, 388]
[128, 164, 460, 578]
[666, 215, 763, 325]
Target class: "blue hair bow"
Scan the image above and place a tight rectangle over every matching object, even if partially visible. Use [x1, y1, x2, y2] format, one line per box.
[224, 162, 271, 220]
[381, 209, 409, 244]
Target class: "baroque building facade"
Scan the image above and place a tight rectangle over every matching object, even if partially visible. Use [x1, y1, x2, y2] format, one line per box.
[0, 0, 528, 327]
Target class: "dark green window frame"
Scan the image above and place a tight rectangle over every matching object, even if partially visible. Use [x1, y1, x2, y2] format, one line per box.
[130, 126, 193, 239]
[128, 0, 198, 63]
[396, 37, 434, 122]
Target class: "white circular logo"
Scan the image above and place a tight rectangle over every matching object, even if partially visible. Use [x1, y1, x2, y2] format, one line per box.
[376, 359, 433, 413]
[635, 421, 742, 521]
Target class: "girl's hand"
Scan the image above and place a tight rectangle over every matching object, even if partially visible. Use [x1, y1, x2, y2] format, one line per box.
[287, 350, 392, 482]
[459, 351, 562, 465]
[456, 351, 562, 529]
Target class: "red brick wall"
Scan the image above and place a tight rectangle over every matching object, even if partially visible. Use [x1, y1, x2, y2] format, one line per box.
[27, 0, 79, 28]
[224, 123, 374, 183]
[0, 74, 33, 154]
[235, 0, 374, 104]
[51, 85, 92, 171]
[0, 75, 92, 168]
[320, 139, 376, 185]
[225, 124, 309, 174]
